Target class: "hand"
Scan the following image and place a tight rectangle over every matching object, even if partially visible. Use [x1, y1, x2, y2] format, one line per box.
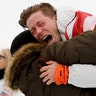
[39, 60, 58, 85]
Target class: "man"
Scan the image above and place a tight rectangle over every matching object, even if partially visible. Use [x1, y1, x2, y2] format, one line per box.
[4, 30, 96, 96]
[18, 2, 96, 87]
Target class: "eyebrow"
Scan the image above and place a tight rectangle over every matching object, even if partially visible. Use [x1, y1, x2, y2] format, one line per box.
[0, 55, 5, 58]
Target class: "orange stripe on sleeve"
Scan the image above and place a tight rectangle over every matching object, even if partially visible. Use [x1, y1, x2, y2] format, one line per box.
[54, 64, 69, 85]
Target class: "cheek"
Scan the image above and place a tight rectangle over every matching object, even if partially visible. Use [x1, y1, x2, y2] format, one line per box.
[0, 62, 6, 69]
[50, 22, 57, 30]
[0, 60, 6, 65]
[33, 34, 38, 40]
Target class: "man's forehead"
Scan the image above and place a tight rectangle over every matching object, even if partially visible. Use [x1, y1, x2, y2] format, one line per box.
[27, 11, 47, 28]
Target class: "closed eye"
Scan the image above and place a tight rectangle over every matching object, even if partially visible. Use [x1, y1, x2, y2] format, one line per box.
[31, 28, 36, 35]
[38, 22, 45, 27]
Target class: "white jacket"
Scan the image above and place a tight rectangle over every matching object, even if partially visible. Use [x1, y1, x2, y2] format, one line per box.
[57, 7, 96, 88]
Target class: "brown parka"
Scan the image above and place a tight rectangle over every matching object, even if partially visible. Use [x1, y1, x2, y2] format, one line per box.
[5, 30, 96, 96]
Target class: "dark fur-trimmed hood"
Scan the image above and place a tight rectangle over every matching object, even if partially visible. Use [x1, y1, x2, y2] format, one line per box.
[4, 43, 46, 91]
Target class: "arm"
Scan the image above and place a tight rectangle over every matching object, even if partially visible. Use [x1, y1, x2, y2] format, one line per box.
[40, 30, 96, 65]
[40, 61, 96, 88]
[40, 30, 96, 87]
[68, 64, 96, 88]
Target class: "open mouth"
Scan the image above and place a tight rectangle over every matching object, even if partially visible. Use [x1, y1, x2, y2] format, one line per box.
[43, 35, 52, 44]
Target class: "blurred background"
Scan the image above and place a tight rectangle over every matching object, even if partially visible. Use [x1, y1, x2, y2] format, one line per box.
[0, 0, 96, 49]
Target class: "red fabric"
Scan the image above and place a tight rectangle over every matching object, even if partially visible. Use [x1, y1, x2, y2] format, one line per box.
[72, 11, 92, 37]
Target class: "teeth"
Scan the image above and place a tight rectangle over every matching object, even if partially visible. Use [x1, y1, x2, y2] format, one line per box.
[43, 35, 48, 40]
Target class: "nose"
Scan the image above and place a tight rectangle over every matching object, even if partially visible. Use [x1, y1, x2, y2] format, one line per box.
[36, 27, 43, 35]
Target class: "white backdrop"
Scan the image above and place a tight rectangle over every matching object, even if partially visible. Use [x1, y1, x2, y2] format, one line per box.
[0, 0, 96, 49]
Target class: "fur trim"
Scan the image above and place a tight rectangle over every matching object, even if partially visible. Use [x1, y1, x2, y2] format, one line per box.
[4, 43, 46, 91]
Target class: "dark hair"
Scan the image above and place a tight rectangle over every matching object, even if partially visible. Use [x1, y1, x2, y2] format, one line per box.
[10, 30, 38, 55]
[0, 69, 5, 79]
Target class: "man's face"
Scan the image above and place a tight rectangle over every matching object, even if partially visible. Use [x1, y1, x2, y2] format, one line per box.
[26, 11, 61, 45]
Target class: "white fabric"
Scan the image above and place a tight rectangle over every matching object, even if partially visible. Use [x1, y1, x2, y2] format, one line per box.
[68, 64, 96, 88]
[57, 7, 76, 41]
[83, 15, 96, 31]
[56, 7, 96, 88]
[0, 79, 25, 96]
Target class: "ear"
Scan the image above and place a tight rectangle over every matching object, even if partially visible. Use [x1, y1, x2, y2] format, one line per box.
[53, 15, 57, 20]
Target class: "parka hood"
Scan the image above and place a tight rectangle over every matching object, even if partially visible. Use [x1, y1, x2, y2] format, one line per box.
[4, 43, 46, 91]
